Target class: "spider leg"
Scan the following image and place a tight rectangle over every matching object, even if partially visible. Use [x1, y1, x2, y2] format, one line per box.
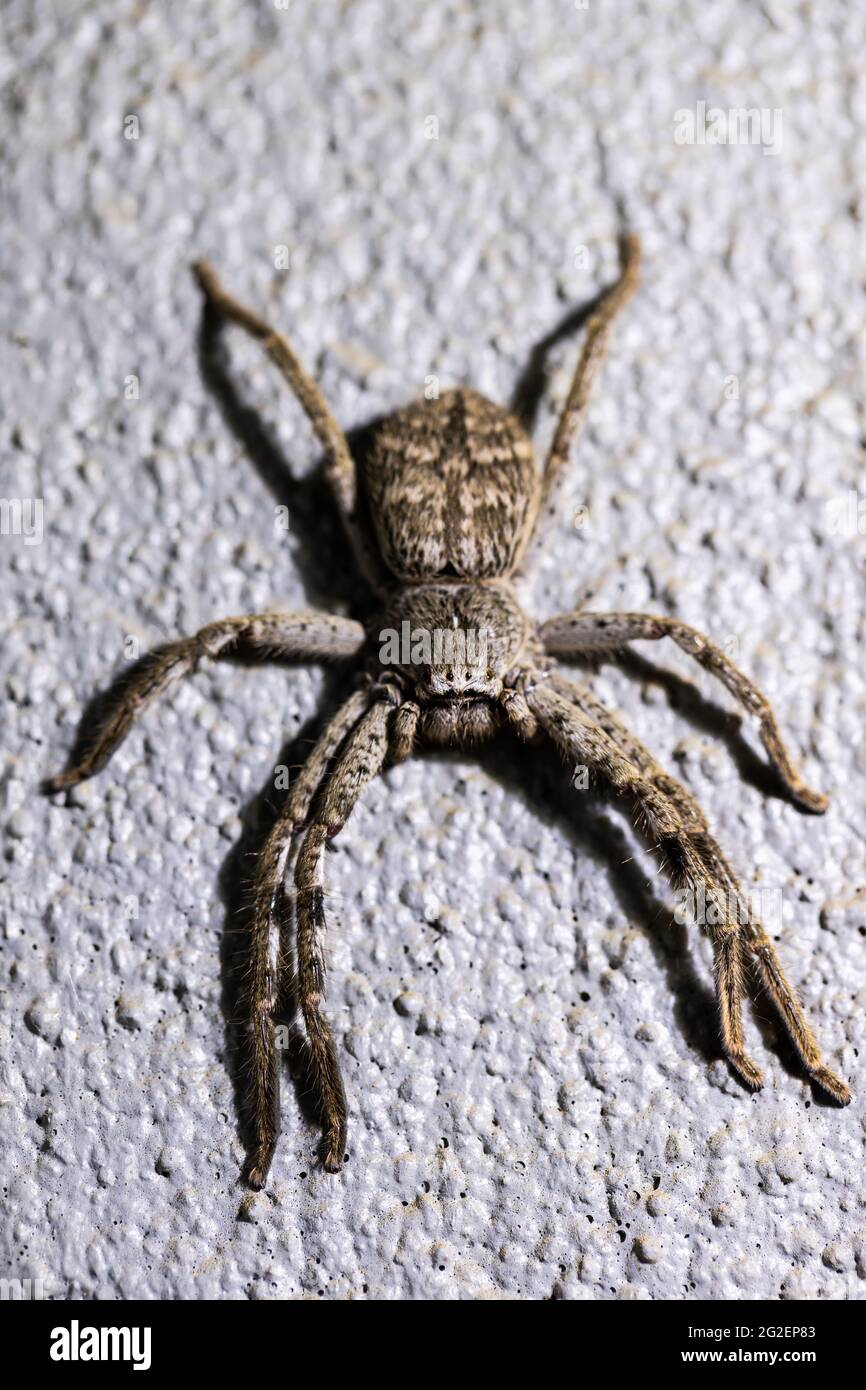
[701, 854, 850, 1103]
[538, 234, 641, 516]
[540, 610, 827, 813]
[193, 261, 386, 591]
[546, 671, 709, 833]
[284, 688, 372, 833]
[553, 672, 800, 1073]
[518, 680, 756, 1089]
[524, 676, 761, 1089]
[294, 699, 395, 1172]
[243, 687, 373, 1189]
[526, 677, 850, 1102]
[744, 928, 851, 1105]
[545, 672, 792, 1082]
[45, 611, 365, 791]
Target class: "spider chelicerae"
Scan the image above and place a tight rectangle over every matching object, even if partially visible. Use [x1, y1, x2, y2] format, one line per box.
[46, 235, 850, 1189]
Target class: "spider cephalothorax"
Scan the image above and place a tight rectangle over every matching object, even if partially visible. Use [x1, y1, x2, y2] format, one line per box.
[375, 578, 537, 746]
[47, 236, 851, 1190]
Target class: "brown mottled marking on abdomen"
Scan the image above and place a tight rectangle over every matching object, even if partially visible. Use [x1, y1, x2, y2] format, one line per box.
[365, 387, 537, 580]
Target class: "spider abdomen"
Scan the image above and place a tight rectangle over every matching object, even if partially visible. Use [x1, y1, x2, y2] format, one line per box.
[364, 386, 537, 580]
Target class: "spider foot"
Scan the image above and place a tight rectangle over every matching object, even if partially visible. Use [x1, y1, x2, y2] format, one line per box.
[322, 1123, 346, 1174]
[243, 1146, 275, 1191]
[728, 1051, 764, 1091]
[42, 768, 86, 794]
[791, 783, 829, 815]
[811, 1065, 851, 1106]
[192, 259, 218, 297]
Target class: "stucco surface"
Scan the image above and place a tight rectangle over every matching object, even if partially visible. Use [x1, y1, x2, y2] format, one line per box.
[2, 0, 865, 1299]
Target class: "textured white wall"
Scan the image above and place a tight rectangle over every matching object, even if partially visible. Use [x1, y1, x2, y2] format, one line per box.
[2, 0, 864, 1299]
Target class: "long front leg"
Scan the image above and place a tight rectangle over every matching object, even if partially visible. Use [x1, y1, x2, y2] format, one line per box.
[525, 679, 762, 1090]
[524, 678, 850, 1102]
[294, 700, 395, 1172]
[243, 687, 374, 1189]
[547, 672, 709, 833]
[45, 611, 365, 790]
[744, 923, 851, 1104]
[559, 674, 850, 1105]
[541, 610, 827, 813]
[548, 671, 753, 931]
